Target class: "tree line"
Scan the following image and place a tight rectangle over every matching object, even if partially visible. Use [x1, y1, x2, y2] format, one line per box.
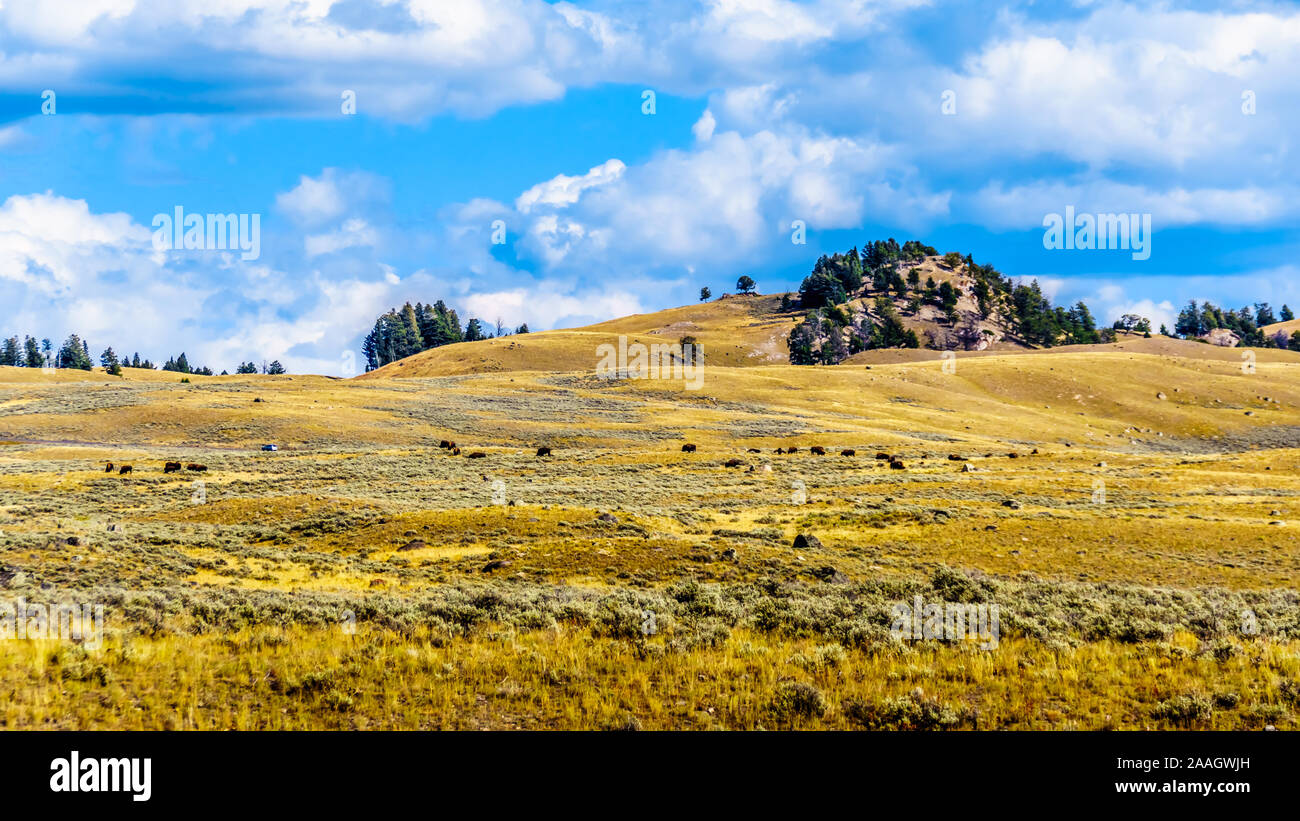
[1173, 300, 1296, 348]
[785, 239, 1300, 366]
[0, 332, 284, 376]
[361, 300, 529, 371]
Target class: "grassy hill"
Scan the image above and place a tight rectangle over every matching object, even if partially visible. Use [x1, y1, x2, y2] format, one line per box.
[3, 323, 1300, 729]
[359, 293, 799, 378]
[1263, 317, 1300, 339]
[363, 280, 1300, 379]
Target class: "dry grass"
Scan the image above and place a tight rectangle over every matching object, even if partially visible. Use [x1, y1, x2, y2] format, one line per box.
[1, 342, 1298, 729]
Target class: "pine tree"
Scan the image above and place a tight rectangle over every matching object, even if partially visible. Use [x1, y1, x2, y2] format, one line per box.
[24, 337, 43, 368]
[100, 347, 122, 375]
[56, 335, 93, 370]
[1175, 300, 1202, 337]
[0, 336, 18, 366]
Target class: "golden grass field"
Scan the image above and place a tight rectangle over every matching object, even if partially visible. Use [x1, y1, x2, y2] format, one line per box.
[1, 301, 1298, 729]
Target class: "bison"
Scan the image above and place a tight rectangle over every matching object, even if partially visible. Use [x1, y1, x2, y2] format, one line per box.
[785, 446, 799, 454]
[747, 448, 762, 453]
[466, 451, 487, 459]
[186, 463, 207, 472]
[536, 446, 552, 457]
[164, 461, 182, 473]
[439, 440, 452, 449]
[452, 447, 461, 455]
[774, 448, 785, 454]
[947, 454, 966, 461]
[104, 462, 114, 473]
[841, 449, 856, 456]
[810, 446, 826, 455]
[681, 444, 697, 453]
[724, 458, 743, 468]
[118, 465, 132, 475]
[889, 459, 905, 470]
[1007, 452, 1019, 459]
[875, 452, 891, 460]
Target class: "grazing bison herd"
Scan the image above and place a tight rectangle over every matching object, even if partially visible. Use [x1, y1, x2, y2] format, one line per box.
[439, 440, 558, 459]
[105, 461, 205, 475]
[95, 441, 1034, 478]
[676, 444, 1041, 471]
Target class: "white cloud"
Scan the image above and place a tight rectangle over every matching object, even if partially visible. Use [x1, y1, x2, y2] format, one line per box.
[460, 286, 643, 332]
[0, 188, 416, 376]
[0, 126, 29, 148]
[692, 109, 716, 142]
[276, 170, 347, 225]
[967, 181, 1294, 232]
[497, 124, 947, 275]
[305, 218, 378, 257]
[515, 159, 626, 214]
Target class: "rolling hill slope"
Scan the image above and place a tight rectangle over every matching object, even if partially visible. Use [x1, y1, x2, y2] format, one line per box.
[358, 293, 799, 378]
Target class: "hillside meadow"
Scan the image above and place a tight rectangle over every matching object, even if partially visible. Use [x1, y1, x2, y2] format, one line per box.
[1, 337, 1298, 729]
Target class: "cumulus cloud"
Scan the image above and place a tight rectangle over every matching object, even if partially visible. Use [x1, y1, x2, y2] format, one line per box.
[0, 188, 412, 375]
[3, 0, 1300, 373]
[966, 180, 1294, 232]
[499, 126, 944, 276]
[515, 159, 625, 214]
[305, 218, 378, 257]
[276, 168, 387, 226]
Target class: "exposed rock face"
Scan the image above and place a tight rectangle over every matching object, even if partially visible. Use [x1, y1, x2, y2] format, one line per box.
[1200, 328, 1241, 347]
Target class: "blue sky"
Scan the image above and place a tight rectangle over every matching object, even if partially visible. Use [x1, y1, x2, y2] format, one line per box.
[2, 0, 1299, 375]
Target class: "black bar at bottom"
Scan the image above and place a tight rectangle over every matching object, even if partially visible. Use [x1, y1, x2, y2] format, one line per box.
[0, 731, 1283, 810]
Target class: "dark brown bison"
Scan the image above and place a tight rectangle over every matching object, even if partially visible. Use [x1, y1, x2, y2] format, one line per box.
[875, 451, 891, 460]
[1007, 452, 1019, 459]
[104, 462, 114, 473]
[810, 446, 826, 455]
[681, 444, 697, 453]
[747, 448, 761, 453]
[118, 465, 132, 475]
[536, 446, 552, 457]
[947, 454, 966, 461]
[889, 459, 905, 470]
[164, 461, 182, 473]
[452, 447, 461, 455]
[466, 451, 487, 459]
[785, 446, 799, 454]
[439, 440, 452, 449]
[186, 463, 207, 472]
[841, 449, 856, 456]
[774, 448, 785, 454]
[724, 458, 743, 468]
